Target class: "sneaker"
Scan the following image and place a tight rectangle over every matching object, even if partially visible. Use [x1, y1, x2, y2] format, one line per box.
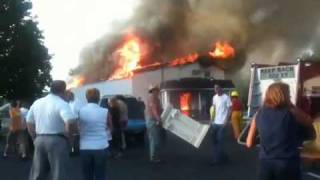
[209, 161, 221, 166]
[150, 158, 162, 164]
[114, 152, 123, 159]
[20, 155, 28, 161]
[21, 154, 27, 159]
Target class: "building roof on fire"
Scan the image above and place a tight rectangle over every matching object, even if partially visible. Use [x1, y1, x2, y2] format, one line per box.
[160, 78, 234, 90]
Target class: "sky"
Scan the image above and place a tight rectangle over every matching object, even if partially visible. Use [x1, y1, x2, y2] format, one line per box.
[31, 0, 137, 80]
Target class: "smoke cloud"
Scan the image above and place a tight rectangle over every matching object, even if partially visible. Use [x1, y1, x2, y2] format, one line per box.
[70, 0, 320, 84]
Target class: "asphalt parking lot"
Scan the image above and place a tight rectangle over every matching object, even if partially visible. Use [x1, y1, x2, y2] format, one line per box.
[0, 125, 319, 180]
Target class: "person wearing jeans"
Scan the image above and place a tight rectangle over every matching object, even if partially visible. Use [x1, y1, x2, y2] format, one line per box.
[80, 149, 108, 180]
[147, 119, 162, 161]
[211, 85, 231, 165]
[79, 88, 111, 180]
[211, 124, 227, 163]
[146, 84, 163, 163]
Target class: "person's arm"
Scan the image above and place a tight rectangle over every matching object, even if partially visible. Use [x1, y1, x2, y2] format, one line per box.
[246, 116, 257, 148]
[26, 106, 36, 139]
[27, 123, 36, 140]
[224, 96, 232, 124]
[107, 111, 113, 132]
[225, 107, 232, 123]
[65, 122, 78, 137]
[60, 104, 78, 138]
[290, 106, 313, 127]
[9, 109, 13, 119]
[239, 99, 244, 111]
[210, 96, 216, 123]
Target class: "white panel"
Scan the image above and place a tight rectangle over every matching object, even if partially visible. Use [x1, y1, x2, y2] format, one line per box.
[71, 79, 133, 105]
[257, 65, 299, 105]
[161, 104, 210, 148]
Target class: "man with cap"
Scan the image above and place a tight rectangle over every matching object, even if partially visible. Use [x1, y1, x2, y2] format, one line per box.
[146, 84, 163, 163]
[27, 80, 77, 180]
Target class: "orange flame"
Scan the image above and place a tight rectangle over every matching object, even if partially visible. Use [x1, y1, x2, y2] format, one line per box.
[169, 53, 199, 67]
[209, 41, 235, 59]
[109, 35, 141, 80]
[67, 76, 84, 89]
[180, 92, 192, 116]
[108, 36, 235, 80]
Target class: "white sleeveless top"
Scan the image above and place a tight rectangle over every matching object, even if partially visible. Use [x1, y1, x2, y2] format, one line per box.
[79, 103, 109, 150]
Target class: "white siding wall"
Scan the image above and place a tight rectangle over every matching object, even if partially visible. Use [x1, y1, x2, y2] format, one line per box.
[71, 79, 133, 104]
[132, 69, 162, 103]
[72, 63, 225, 104]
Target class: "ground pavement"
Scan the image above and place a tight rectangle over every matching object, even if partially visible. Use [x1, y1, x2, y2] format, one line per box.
[0, 125, 318, 180]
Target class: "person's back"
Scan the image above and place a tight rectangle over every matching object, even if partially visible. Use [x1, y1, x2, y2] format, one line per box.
[246, 82, 314, 180]
[146, 94, 162, 120]
[256, 107, 301, 160]
[30, 94, 72, 134]
[78, 88, 109, 180]
[27, 80, 77, 180]
[9, 107, 22, 132]
[117, 99, 128, 125]
[79, 103, 109, 150]
[109, 106, 121, 129]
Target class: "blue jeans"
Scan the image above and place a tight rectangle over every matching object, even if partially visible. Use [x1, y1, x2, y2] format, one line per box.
[211, 124, 228, 163]
[147, 119, 163, 160]
[259, 159, 301, 180]
[80, 149, 108, 180]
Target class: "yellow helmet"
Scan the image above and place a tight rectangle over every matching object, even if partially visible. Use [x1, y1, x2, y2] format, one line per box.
[231, 90, 239, 97]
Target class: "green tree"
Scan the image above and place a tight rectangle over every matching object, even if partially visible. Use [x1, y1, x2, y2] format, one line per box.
[0, 0, 51, 101]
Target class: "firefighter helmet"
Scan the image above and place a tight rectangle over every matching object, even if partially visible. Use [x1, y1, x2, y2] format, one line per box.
[231, 90, 239, 97]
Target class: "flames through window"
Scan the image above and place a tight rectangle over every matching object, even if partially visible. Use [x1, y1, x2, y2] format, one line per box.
[180, 92, 192, 116]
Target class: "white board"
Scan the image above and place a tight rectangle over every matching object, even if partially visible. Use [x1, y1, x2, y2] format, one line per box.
[161, 104, 210, 148]
[257, 65, 299, 105]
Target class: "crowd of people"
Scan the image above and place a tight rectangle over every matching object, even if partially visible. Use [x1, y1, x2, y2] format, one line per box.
[1, 80, 317, 180]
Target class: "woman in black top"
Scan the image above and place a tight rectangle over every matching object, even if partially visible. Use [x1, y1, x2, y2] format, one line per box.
[246, 82, 314, 180]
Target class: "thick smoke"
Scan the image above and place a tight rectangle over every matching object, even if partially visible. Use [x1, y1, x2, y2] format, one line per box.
[233, 0, 320, 98]
[71, 0, 320, 85]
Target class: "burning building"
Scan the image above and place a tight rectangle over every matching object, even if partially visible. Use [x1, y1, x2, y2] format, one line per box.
[69, 0, 320, 119]
[71, 53, 234, 113]
[70, 30, 237, 117]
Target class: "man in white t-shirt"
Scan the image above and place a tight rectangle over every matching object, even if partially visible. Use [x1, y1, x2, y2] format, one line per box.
[211, 85, 232, 165]
[27, 80, 77, 180]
